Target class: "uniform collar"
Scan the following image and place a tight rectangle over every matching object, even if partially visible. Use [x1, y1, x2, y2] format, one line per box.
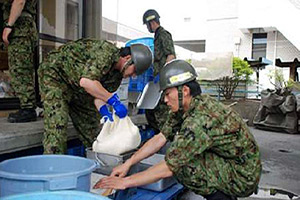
[182, 94, 202, 120]
[154, 26, 163, 38]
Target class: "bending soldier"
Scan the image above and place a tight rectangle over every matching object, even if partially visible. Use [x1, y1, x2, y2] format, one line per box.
[38, 39, 152, 154]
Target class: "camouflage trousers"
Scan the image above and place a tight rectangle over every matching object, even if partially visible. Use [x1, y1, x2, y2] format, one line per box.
[8, 37, 36, 109]
[170, 151, 261, 197]
[38, 62, 101, 154]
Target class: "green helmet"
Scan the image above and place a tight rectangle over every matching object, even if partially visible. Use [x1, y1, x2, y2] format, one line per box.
[130, 44, 153, 75]
[143, 9, 160, 24]
[159, 59, 198, 91]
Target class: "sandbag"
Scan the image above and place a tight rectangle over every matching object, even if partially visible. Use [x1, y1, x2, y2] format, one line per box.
[92, 114, 141, 155]
[253, 89, 298, 134]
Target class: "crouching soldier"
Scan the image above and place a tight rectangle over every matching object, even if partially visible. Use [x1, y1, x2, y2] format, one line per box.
[94, 60, 262, 200]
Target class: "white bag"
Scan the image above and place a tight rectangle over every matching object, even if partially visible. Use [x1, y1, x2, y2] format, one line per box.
[92, 114, 141, 156]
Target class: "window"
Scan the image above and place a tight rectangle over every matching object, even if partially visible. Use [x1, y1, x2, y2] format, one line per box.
[39, 0, 83, 61]
[66, 1, 80, 40]
[252, 33, 267, 59]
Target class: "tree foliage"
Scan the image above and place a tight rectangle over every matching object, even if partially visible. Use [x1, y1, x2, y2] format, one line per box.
[268, 69, 300, 96]
[215, 57, 254, 99]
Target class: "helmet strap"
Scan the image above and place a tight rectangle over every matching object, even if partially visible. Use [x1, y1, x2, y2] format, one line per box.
[176, 85, 184, 117]
[121, 58, 133, 74]
[146, 22, 154, 33]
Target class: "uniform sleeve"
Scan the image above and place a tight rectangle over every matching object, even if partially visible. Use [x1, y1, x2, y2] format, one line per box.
[161, 31, 176, 57]
[165, 124, 213, 174]
[161, 111, 179, 140]
[81, 42, 118, 81]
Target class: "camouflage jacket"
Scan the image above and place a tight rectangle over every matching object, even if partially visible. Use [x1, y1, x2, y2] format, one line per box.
[43, 39, 123, 94]
[162, 94, 262, 197]
[153, 26, 175, 76]
[2, 0, 37, 39]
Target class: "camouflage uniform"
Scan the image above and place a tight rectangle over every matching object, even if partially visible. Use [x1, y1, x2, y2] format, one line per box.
[146, 26, 176, 132]
[162, 94, 262, 197]
[38, 39, 123, 154]
[2, 0, 38, 109]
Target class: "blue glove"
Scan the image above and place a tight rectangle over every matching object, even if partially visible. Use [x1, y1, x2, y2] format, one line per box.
[107, 94, 128, 118]
[153, 74, 160, 84]
[99, 105, 113, 122]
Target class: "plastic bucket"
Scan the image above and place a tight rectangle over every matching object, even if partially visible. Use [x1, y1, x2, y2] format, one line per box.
[1, 191, 110, 200]
[125, 37, 154, 53]
[0, 155, 98, 197]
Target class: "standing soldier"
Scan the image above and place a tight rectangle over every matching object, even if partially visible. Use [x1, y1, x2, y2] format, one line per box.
[94, 60, 262, 200]
[143, 9, 176, 134]
[2, 0, 38, 123]
[38, 39, 152, 154]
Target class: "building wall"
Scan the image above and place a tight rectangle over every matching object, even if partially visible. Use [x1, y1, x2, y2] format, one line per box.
[205, 0, 239, 53]
[203, 0, 300, 91]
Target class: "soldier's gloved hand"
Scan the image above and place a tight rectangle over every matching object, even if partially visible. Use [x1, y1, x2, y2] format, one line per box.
[107, 94, 128, 119]
[153, 74, 160, 84]
[99, 104, 113, 122]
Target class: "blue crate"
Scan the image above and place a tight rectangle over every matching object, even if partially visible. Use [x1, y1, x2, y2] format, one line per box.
[139, 128, 155, 142]
[111, 183, 184, 200]
[126, 37, 154, 92]
[67, 145, 85, 157]
[128, 65, 154, 92]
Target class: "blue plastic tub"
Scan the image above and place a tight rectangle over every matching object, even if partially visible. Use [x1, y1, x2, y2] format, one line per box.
[0, 155, 98, 197]
[125, 37, 154, 53]
[1, 191, 110, 200]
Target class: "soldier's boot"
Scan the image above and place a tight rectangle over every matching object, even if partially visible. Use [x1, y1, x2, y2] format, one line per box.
[204, 191, 237, 200]
[7, 108, 37, 123]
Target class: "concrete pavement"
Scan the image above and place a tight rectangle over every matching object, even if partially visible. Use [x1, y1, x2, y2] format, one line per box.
[246, 127, 300, 200]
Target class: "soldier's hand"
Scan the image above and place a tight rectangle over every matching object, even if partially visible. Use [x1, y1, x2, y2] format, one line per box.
[93, 176, 127, 190]
[107, 94, 128, 118]
[99, 104, 113, 122]
[110, 162, 131, 178]
[2, 27, 12, 46]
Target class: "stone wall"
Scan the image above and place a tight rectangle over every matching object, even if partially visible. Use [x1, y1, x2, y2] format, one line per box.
[223, 99, 260, 126]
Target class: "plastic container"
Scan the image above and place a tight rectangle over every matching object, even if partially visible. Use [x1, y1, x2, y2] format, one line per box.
[86, 148, 136, 175]
[137, 154, 177, 192]
[125, 37, 154, 53]
[113, 183, 184, 200]
[126, 37, 154, 92]
[0, 155, 98, 197]
[139, 128, 155, 142]
[1, 191, 110, 200]
[67, 145, 85, 157]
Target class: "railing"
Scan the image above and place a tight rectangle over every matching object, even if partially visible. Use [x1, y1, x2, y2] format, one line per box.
[199, 80, 260, 100]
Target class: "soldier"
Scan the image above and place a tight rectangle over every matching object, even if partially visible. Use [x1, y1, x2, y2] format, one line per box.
[2, 0, 38, 123]
[143, 9, 176, 134]
[94, 60, 262, 200]
[38, 39, 152, 154]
